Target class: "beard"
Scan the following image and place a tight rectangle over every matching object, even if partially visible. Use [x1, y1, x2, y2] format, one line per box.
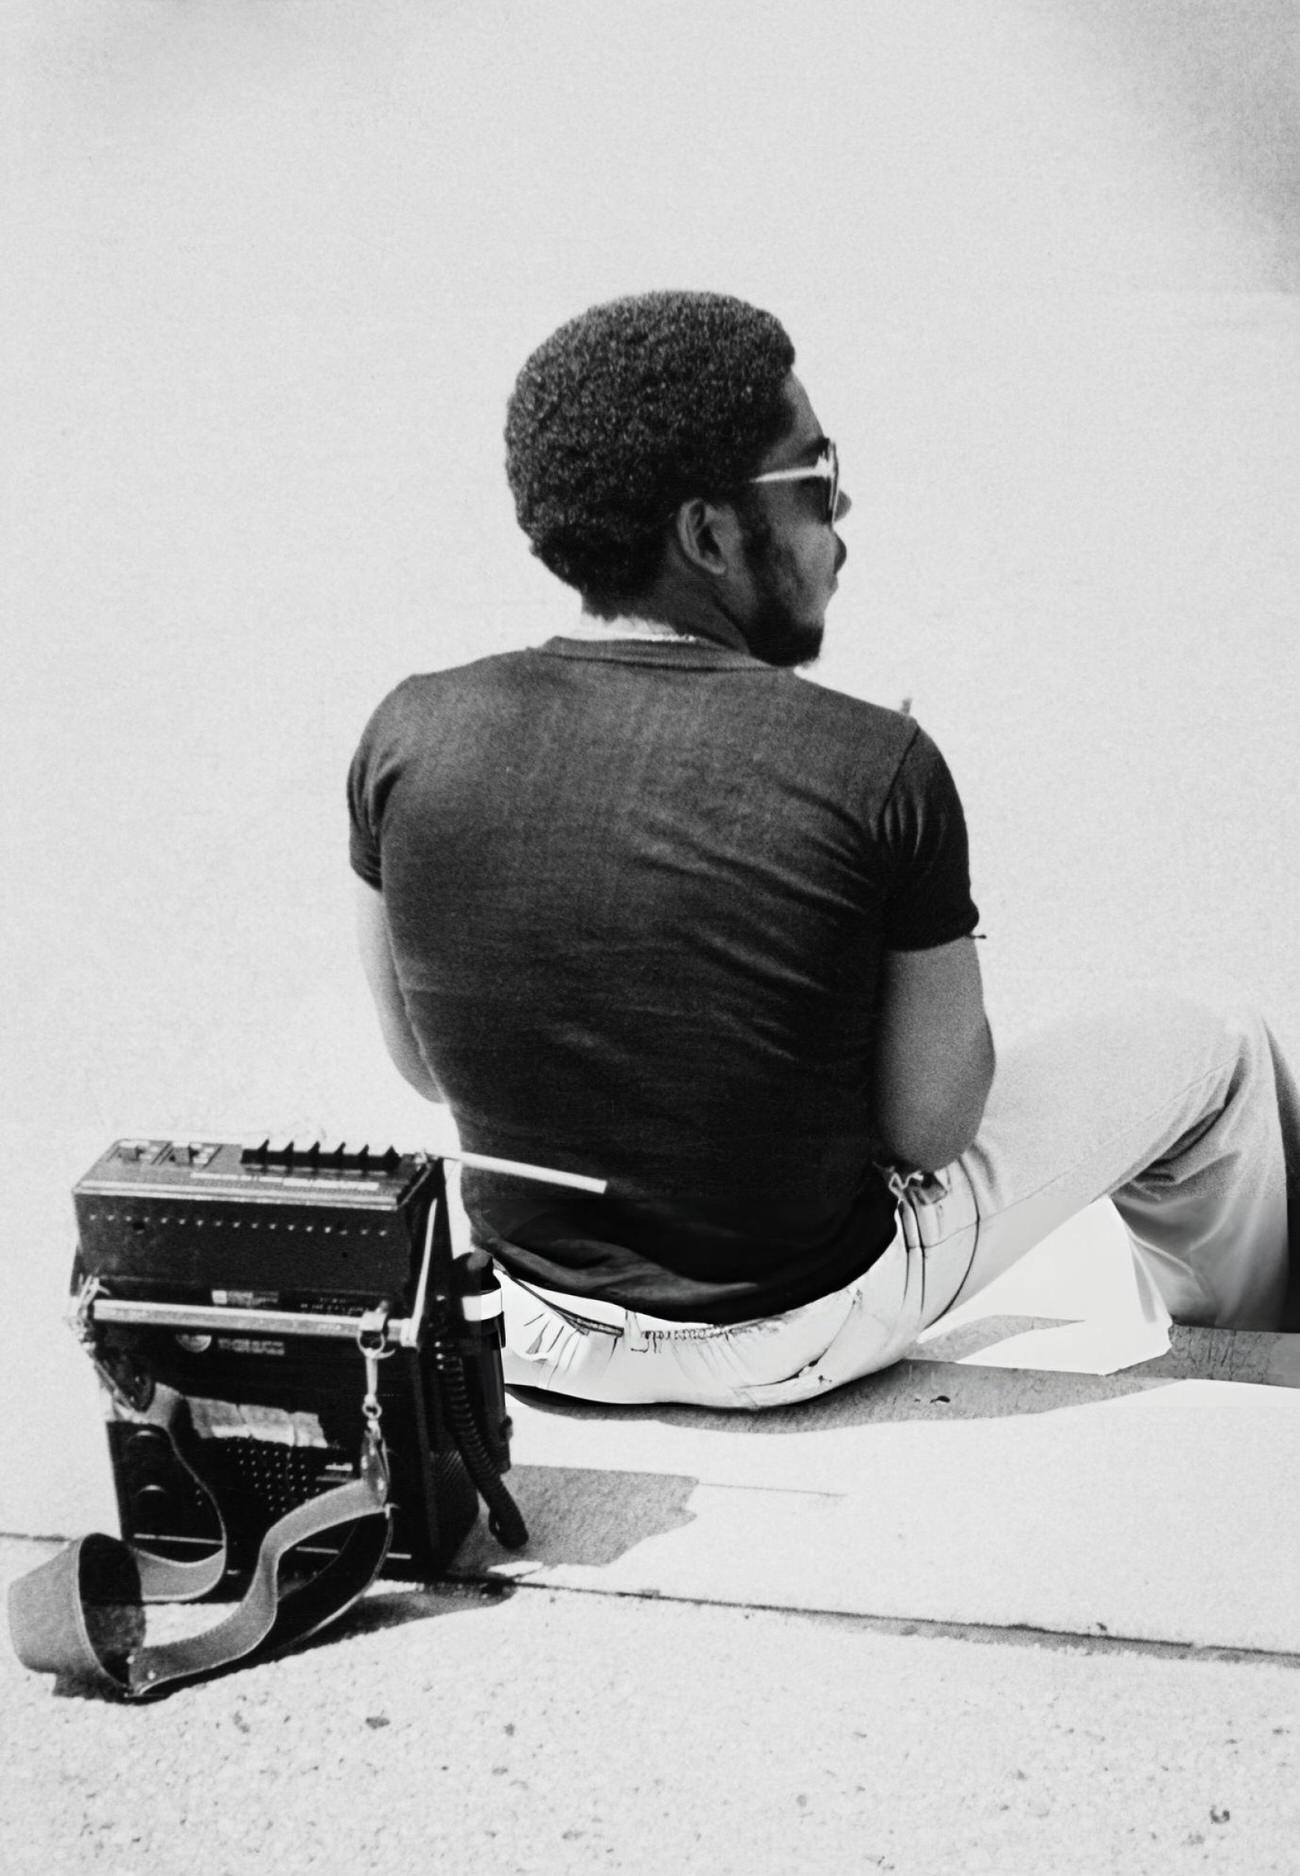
[748, 604, 824, 669]
[738, 519, 826, 668]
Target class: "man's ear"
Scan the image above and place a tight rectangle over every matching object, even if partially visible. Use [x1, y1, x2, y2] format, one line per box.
[670, 497, 742, 579]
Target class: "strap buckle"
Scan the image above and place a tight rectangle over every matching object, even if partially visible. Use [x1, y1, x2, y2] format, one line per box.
[67, 1273, 156, 1413]
[67, 1272, 102, 1347]
[356, 1307, 394, 1433]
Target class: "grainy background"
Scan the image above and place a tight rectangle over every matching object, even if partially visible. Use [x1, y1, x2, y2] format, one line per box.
[4, 0, 1298, 1535]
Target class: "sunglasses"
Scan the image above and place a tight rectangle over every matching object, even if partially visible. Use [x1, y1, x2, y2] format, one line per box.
[746, 437, 840, 526]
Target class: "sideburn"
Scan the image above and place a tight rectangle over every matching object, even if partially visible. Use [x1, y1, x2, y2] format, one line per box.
[732, 491, 776, 566]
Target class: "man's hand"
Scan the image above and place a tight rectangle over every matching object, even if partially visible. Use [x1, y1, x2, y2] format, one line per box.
[354, 880, 443, 1102]
[871, 936, 994, 1172]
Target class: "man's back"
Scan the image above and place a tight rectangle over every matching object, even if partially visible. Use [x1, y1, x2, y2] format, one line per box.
[348, 290, 1295, 1403]
[349, 633, 978, 1322]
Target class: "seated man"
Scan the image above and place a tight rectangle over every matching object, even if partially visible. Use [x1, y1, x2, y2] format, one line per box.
[349, 289, 1297, 1410]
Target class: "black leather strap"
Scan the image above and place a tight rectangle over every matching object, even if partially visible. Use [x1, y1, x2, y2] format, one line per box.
[8, 1391, 392, 1701]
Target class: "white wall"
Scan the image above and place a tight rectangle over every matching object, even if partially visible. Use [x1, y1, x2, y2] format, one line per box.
[5, 0, 1298, 1530]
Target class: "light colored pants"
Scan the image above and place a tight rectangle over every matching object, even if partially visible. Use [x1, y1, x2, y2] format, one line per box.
[498, 981, 1296, 1411]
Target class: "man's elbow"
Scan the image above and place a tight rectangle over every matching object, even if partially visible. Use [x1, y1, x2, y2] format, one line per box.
[393, 1054, 444, 1104]
[374, 1009, 444, 1103]
[876, 1029, 995, 1172]
[879, 1111, 980, 1175]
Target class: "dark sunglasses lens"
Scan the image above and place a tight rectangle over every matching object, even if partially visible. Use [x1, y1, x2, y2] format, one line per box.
[827, 444, 839, 524]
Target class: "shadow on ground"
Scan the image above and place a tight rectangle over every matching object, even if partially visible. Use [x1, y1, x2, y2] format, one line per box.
[505, 1349, 1178, 1435]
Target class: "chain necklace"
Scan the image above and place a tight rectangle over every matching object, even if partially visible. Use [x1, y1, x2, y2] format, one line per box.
[564, 614, 703, 646]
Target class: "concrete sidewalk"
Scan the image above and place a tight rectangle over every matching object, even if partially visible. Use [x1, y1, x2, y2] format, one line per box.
[452, 1333, 1300, 1659]
[6, 1307, 1300, 1873]
[439, 1208, 1300, 1658]
[3, 1529, 1299, 1876]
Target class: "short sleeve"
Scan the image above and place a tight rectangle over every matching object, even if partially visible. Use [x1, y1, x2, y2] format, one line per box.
[878, 725, 980, 950]
[347, 692, 404, 890]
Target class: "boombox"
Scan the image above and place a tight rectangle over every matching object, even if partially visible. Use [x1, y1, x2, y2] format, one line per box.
[9, 1135, 598, 1700]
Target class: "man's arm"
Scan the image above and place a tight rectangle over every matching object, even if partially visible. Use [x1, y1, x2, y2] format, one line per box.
[871, 936, 995, 1172]
[353, 879, 443, 1102]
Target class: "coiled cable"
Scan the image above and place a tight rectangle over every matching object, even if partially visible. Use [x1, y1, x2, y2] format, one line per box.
[431, 1339, 528, 1551]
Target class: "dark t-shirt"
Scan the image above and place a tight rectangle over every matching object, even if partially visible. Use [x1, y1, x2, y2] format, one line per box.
[348, 636, 979, 1323]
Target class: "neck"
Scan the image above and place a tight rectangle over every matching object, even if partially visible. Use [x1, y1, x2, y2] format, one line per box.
[582, 584, 750, 653]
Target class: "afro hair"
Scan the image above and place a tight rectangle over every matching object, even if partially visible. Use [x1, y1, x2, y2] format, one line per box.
[504, 290, 796, 612]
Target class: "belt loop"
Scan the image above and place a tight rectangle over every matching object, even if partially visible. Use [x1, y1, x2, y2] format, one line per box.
[624, 1312, 650, 1353]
